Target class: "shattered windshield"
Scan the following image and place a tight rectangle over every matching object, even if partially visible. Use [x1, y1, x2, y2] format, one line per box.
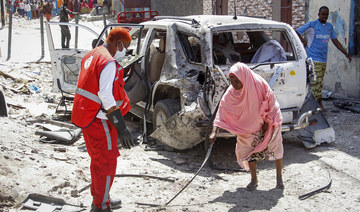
[212, 29, 295, 65]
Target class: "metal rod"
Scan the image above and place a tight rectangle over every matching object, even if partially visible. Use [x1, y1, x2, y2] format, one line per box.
[103, 13, 108, 37]
[37, 11, 45, 63]
[75, 14, 79, 49]
[233, 0, 237, 20]
[78, 174, 175, 193]
[136, 144, 214, 207]
[1, 0, 5, 27]
[136, 202, 162, 207]
[299, 169, 332, 200]
[6, 1, 12, 61]
[165, 143, 213, 206]
[137, 80, 225, 207]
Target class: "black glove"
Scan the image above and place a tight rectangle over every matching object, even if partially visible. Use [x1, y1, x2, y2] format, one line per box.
[106, 108, 135, 149]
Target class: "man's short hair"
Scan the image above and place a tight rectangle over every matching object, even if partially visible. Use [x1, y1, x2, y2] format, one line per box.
[319, 6, 329, 13]
[106, 27, 132, 47]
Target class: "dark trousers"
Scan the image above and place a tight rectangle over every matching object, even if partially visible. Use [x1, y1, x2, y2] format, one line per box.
[60, 25, 71, 48]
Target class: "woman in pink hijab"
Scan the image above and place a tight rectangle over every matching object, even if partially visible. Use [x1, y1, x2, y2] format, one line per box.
[209, 62, 284, 191]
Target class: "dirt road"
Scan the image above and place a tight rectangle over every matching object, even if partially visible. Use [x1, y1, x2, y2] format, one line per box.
[1, 15, 360, 212]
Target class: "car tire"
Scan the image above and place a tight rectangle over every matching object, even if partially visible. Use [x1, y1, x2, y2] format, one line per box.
[152, 99, 180, 131]
[0, 89, 7, 117]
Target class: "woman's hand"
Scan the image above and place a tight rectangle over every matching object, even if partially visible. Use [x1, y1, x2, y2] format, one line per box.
[209, 127, 218, 145]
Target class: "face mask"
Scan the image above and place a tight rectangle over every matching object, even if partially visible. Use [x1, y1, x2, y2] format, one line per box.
[114, 41, 127, 61]
[114, 48, 126, 61]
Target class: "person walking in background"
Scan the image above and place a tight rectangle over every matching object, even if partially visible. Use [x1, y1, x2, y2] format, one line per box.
[57, 0, 62, 10]
[102, 0, 111, 14]
[296, 6, 352, 111]
[31, 1, 37, 19]
[73, 0, 80, 14]
[71, 27, 135, 211]
[67, 0, 74, 18]
[24, 1, 32, 20]
[11, 0, 16, 14]
[43, 0, 52, 21]
[19, 0, 25, 17]
[52, 0, 60, 16]
[35, 1, 41, 19]
[16, 0, 20, 14]
[80, 0, 89, 14]
[59, 0, 78, 48]
[88, 0, 93, 10]
[209, 62, 284, 191]
[93, 0, 98, 15]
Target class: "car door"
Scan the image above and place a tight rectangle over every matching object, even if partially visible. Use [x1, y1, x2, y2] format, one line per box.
[45, 21, 100, 93]
[45, 22, 144, 94]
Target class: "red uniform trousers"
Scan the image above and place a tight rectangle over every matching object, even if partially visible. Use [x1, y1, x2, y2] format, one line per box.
[82, 118, 120, 210]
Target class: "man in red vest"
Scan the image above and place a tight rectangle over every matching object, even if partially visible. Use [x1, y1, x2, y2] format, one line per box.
[72, 27, 135, 212]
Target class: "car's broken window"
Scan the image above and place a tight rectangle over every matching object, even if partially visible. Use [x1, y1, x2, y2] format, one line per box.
[213, 32, 241, 64]
[129, 28, 148, 55]
[212, 29, 295, 65]
[178, 32, 201, 63]
[146, 29, 167, 83]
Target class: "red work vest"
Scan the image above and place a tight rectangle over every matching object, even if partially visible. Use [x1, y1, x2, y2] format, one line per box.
[71, 45, 131, 128]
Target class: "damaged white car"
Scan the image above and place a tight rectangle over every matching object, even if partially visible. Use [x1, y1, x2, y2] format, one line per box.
[45, 15, 335, 150]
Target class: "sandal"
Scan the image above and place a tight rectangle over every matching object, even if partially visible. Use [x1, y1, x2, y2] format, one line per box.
[246, 183, 258, 191]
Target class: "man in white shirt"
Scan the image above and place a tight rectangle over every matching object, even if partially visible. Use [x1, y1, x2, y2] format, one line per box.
[24, 2, 32, 20]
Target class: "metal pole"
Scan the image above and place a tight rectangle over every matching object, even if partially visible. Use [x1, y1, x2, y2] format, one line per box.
[1, 0, 5, 27]
[233, 0, 237, 20]
[37, 1, 44, 63]
[103, 12, 107, 37]
[75, 14, 78, 49]
[6, 0, 12, 61]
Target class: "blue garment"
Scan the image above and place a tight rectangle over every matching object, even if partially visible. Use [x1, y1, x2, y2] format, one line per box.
[26, 11, 32, 20]
[53, 0, 60, 16]
[11, 0, 15, 13]
[296, 19, 337, 62]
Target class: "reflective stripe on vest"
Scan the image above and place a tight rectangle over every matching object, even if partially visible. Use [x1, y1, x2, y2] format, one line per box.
[75, 87, 101, 105]
[116, 100, 123, 107]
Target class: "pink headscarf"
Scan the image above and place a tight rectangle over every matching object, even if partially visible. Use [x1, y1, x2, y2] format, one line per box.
[214, 62, 282, 155]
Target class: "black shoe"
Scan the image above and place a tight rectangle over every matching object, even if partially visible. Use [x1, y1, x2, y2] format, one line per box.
[90, 203, 112, 212]
[109, 197, 122, 209]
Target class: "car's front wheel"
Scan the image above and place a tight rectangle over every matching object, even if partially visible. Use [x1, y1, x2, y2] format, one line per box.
[153, 99, 180, 131]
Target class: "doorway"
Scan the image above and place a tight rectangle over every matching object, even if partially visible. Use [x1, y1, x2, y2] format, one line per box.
[281, 0, 293, 26]
[215, 0, 228, 15]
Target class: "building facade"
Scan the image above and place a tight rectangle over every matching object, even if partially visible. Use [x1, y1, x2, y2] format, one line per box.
[203, 0, 306, 29]
[151, 0, 203, 16]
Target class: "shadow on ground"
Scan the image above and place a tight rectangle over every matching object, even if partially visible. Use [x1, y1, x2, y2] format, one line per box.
[210, 187, 284, 211]
[143, 132, 321, 178]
